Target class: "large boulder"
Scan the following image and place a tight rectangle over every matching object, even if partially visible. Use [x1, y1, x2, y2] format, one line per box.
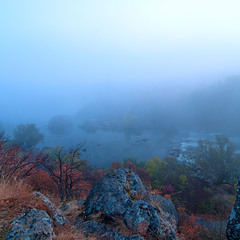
[227, 179, 240, 239]
[84, 168, 148, 217]
[5, 209, 53, 240]
[78, 168, 178, 240]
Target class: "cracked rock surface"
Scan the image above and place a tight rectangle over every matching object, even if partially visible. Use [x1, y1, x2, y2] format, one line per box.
[227, 179, 240, 239]
[77, 168, 178, 240]
[5, 208, 53, 240]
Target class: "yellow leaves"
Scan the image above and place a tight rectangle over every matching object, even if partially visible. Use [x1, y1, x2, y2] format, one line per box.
[179, 174, 187, 185]
[146, 156, 165, 177]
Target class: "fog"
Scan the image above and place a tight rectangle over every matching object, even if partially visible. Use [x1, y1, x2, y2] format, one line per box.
[1, 0, 240, 166]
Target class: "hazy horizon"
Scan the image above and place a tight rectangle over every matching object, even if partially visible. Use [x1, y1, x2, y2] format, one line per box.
[1, 0, 240, 129]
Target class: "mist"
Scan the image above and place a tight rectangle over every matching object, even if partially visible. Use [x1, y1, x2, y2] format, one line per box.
[1, 0, 240, 166]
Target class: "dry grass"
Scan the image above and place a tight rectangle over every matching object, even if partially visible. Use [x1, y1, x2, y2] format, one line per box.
[53, 225, 85, 240]
[131, 191, 148, 201]
[60, 201, 81, 225]
[0, 178, 33, 201]
[0, 179, 33, 238]
[0, 180, 99, 239]
[0, 179, 57, 238]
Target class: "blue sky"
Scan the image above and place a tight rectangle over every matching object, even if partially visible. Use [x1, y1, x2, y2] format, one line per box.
[1, 0, 240, 124]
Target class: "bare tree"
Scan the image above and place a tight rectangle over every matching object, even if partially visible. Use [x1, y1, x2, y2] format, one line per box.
[42, 144, 87, 201]
[0, 138, 47, 181]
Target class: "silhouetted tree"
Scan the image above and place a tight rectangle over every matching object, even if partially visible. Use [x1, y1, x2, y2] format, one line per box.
[185, 135, 240, 184]
[13, 124, 44, 149]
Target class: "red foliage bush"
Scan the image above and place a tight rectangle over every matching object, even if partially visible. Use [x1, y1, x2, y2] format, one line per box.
[0, 139, 47, 181]
[177, 207, 208, 240]
[110, 161, 122, 171]
[27, 169, 57, 195]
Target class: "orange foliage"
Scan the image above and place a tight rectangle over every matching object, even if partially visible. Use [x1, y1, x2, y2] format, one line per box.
[0, 139, 47, 181]
[134, 167, 150, 186]
[177, 207, 206, 240]
[27, 169, 57, 195]
[124, 161, 136, 171]
[163, 194, 172, 200]
[71, 169, 92, 199]
[28, 166, 92, 200]
[110, 161, 122, 171]
[92, 169, 106, 181]
[153, 189, 161, 195]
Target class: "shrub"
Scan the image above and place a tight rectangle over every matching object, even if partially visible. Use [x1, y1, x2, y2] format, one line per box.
[42, 145, 91, 201]
[184, 135, 240, 184]
[13, 123, 44, 149]
[0, 138, 47, 181]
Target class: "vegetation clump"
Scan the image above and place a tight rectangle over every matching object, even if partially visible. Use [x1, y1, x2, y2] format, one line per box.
[184, 135, 240, 184]
[0, 129, 239, 239]
[48, 115, 73, 135]
[13, 123, 44, 149]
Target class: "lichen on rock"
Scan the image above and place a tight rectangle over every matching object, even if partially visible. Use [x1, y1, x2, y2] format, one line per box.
[34, 191, 68, 226]
[77, 168, 178, 239]
[5, 208, 53, 240]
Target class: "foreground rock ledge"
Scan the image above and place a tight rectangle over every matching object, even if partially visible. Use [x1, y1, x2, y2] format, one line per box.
[5, 208, 53, 240]
[76, 168, 178, 240]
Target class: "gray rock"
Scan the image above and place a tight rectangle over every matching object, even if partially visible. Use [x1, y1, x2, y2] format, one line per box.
[227, 179, 240, 239]
[34, 191, 68, 225]
[77, 198, 85, 208]
[150, 194, 178, 225]
[196, 217, 227, 237]
[124, 200, 177, 239]
[79, 168, 178, 240]
[79, 220, 144, 240]
[60, 203, 70, 212]
[5, 208, 53, 240]
[84, 168, 148, 217]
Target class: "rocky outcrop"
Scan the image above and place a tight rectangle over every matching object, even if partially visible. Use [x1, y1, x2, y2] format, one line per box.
[34, 191, 68, 225]
[227, 179, 240, 239]
[76, 168, 178, 240]
[124, 200, 176, 239]
[5, 208, 53, 240]
[150, 194, 178, 226]
[4, 193, 68, 239]
[77, 219, 144, 240]
[84, 168, 148, 217]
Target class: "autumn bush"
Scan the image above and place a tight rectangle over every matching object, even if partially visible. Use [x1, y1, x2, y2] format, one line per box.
[177, 207, 208, 240]
[0, 130, 236, 239]
[41, 145, 92, 201]
[0, 138, 47, 181]
[26, 169, 58, 195]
